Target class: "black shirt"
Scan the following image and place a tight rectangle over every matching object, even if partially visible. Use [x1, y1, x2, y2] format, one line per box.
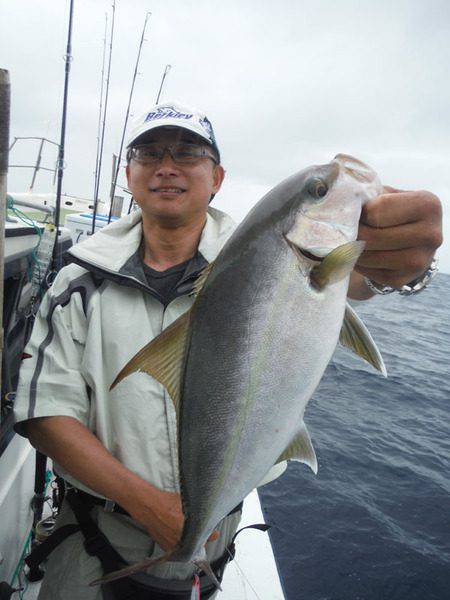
[142, 257, 193, 307]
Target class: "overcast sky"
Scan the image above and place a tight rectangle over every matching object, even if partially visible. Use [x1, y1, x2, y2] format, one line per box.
[2, 0, 449, 272]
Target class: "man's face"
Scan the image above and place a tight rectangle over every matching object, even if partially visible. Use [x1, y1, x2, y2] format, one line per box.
[126, 127, 225, 227]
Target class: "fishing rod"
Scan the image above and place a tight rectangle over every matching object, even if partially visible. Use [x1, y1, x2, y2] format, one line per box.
[0, 69, 10, 398]
[107, 11, 151, 224]
[91, 12, 108, 234]
[91, 0, 116, 235]
[125, 62, 172, 216]
[26, 2, 75, 578]
[51, 0, 74, 272]
[121, 61, 172, 215]
[156, 64, 171, 104]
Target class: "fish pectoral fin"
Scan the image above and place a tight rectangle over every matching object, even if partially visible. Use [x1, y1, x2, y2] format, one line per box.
[277, 421, 318, 475]
[191, 261, 214, 296]
[340, 302, 387, 376]
[310, 240, 365, 290]
[110, 310, 192, 415]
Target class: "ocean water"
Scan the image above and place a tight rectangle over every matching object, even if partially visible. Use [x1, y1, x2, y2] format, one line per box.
[259, 273, 450, 600]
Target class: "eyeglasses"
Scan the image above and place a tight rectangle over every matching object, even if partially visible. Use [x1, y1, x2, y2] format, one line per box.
[129, 142, 218, 165]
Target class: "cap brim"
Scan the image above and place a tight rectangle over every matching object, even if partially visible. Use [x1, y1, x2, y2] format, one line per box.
[126, 119, 212, 148]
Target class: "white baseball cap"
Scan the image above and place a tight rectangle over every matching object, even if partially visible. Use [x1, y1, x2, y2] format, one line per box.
[126, 101, 220, 161]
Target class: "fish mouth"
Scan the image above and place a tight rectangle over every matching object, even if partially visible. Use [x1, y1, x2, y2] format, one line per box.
[284, 234, 324, 263]
[298, 248, 324, 262]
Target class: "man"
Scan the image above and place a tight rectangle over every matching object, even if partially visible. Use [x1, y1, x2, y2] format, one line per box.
[13, 101, 442, 599]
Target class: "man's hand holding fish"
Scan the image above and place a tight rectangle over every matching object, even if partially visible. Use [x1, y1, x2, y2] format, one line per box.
[349, 186, 442, 298]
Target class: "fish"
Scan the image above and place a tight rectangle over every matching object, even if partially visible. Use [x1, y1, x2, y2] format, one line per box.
[92, 153, 387, 587]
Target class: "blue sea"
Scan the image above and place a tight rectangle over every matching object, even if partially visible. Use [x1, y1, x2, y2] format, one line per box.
[259, 273, 450, 600]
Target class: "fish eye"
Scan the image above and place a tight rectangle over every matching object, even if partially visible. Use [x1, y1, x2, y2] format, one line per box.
[308, 179, 328, 199]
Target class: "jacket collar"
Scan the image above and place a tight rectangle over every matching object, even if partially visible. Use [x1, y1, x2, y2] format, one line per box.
[67, 206, 236, 277]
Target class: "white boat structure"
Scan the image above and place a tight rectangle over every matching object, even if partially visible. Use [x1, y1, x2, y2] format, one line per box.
[7, 191, 95, 216]
[8, 136, 101, 219]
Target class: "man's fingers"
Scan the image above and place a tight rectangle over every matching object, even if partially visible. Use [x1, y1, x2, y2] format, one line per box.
[354, 186, 443, 290]
[382, 185, 402, 194]
[358, 222, 429, 252]
[361, 190, 441, 228]
[356, 247, 435, 273]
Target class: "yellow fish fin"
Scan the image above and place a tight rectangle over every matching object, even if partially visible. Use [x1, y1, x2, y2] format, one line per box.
[191, 262, 214, 297]
[340, 302, 387, 376]
[110, 310, 192, 416]
[277, 421, 318, 474]
[310, 240, 365, 290]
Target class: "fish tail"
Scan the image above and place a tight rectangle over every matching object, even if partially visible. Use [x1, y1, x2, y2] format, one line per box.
[89, 554, 170, 586]
[193, 557, 223, 591]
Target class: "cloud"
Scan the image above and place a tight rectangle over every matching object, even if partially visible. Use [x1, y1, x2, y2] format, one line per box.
[2, 0, 449, 271]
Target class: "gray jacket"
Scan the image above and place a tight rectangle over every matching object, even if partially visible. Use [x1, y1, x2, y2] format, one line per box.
[14, 206, 236, 495]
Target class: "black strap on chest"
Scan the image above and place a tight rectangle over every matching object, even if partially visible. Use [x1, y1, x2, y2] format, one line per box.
[24, 487, 265, 600]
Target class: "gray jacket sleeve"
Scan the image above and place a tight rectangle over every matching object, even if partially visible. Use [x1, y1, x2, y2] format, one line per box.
[13, 267, 92, 437]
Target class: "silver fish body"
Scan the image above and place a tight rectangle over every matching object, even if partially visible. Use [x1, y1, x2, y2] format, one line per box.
[96, 154, 385, 586]
[180, 179, 343, 555]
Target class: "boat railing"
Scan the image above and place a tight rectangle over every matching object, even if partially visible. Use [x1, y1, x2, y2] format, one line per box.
[8, 195, 54, 216]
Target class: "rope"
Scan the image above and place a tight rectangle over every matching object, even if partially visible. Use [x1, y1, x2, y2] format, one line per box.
[6, 195, 43, 283]
[226, 547, 263, 600]
[6, 195, 43, 240]
[9, 529, 32, 590]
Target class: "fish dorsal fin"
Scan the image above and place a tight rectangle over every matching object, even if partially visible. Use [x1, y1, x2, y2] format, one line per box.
[340, 302, 387, 376]
[310, 241, 365, 290]
[191, 262, 214, 297]
[277, 421, 318, 474]
[110, 310, 192, 415]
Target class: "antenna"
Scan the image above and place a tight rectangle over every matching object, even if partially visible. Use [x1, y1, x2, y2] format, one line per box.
[0, 69, 11, 396]
[107, 11, 152, 224]
[91, 0, 116, 235]
[30, 138, 45, 191]
[156, 64, 172, 104]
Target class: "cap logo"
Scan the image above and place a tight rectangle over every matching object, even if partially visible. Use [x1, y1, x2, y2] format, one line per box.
[129, 103, 218, 155]
[199, 116, 215, 143]
[144, 106, 193, 123]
